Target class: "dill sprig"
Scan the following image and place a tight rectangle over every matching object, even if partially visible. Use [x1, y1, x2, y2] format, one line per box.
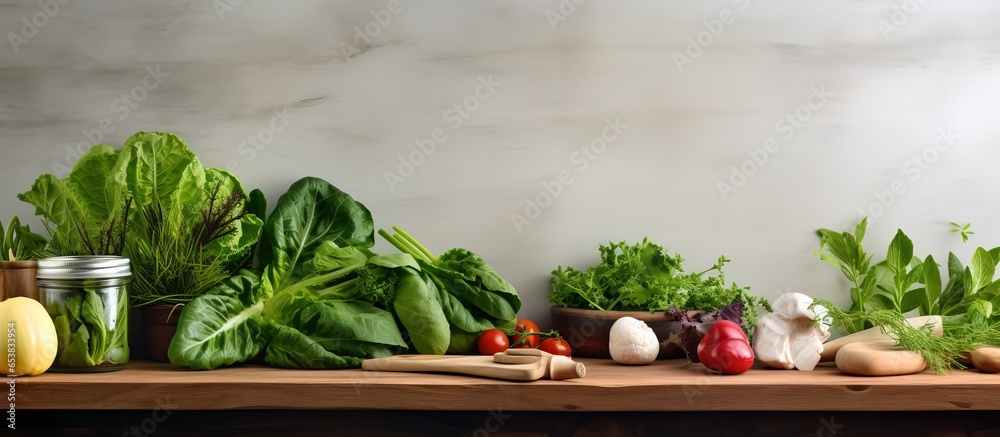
[813, 298, 1000, 374]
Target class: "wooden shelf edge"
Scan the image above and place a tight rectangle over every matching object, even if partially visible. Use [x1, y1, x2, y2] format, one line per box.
[17, 359, 1000, 411]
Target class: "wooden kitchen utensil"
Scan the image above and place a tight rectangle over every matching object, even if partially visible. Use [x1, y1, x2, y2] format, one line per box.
[835, 339, 926, 376]
[361, 349, 586, 382]
[820, 315, 941, 362]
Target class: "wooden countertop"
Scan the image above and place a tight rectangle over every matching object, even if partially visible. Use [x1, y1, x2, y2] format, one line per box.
[18, 359, 1000, 411]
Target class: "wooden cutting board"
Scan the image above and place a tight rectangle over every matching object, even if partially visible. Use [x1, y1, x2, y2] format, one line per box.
[362, 350, 586, 382]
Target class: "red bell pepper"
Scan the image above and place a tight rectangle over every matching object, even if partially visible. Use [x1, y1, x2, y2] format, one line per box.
[696, 320, 754, 375]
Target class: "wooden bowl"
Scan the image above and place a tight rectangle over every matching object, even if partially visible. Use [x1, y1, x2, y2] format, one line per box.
[550, 306, 702, 359]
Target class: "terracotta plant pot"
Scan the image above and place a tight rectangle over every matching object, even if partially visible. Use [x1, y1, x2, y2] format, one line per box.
[550, 306, 705, 359]
[0, 260, 39, 301]
[142, 305, 183, 362]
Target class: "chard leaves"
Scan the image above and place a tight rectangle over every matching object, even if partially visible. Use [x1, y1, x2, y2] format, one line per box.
[170, 177, 397, 370]
[260, 177, 374, 293]
[168, 271, 268, 370]
[394, 272, 450, 355]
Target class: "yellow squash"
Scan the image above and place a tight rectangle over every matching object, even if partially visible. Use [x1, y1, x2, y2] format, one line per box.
[0, 297, 57, 376]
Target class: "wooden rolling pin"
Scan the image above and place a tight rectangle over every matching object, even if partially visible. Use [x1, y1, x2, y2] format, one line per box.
[361, 349, 586, 382]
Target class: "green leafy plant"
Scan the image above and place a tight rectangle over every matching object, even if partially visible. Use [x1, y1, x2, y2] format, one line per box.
[18, 145, 132, 257]
[380, 226, 522, 354]
[49, 287, 130, 368]
[817, 218, 928, 332]
[951, 222, 974, 243]
[169, 177, 525, 369]
[0, 217, 48, 261]
[548, 239, 769, 339]
[813, 298, 1000, 374]
[168, 178, 407, 370]
[126, 202, 231, 308]
[20, 132, 265, 308]
[817, 218, 1000, 335]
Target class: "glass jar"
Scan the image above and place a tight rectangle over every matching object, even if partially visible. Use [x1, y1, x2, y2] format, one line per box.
[37, 256, 132, 373]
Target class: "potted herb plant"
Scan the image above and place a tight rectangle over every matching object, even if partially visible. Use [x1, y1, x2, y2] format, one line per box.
[548, 239, 770, 360]
[128, 182, 259, 361]
[0, 217, 48, 300]
[19, 132, 263, 361]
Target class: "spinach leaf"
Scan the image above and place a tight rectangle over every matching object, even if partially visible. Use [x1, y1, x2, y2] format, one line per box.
[435, 282, 495, 333]
[53, 315, 70, 353]
[171, 177, 393, 370]
[438, 249, 519, 300]
[168, 271, 268, 370]
[58, 325, 95, 367]
[264, 325, 365, 369]
[434, 270, 516, 321]
[49, 287, 128, 368]
[259, 177, 374, 292]
[266, 296, 405, 360]
[380, 227, 523, 339]
[81, 290, 108, 364]
[393, 272, 449, 355]
[445, 329, 479, 355]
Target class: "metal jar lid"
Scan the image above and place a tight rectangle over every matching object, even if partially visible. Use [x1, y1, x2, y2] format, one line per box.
[36, 256, 132, 280]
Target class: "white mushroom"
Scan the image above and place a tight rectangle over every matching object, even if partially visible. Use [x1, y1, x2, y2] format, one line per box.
[609, 317, 660, 365]
[752, 293, 831, 371]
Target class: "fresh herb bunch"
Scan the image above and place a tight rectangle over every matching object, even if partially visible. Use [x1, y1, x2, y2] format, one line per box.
[812, 298, 1000, 375]
[126, 197, 234, 308]
[20, 132, 266, 308]
[0, 217, 48, 261]
[816, 218, 1000, 334]
[549, 239, 769, 337]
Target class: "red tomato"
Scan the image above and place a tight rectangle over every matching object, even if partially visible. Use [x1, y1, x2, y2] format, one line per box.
[511, 319, 541, 348]
[477, 329, 510, 355]
[539, 338, 572, 357]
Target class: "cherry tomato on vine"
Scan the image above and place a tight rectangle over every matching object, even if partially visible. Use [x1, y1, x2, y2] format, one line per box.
[477, 329, 510, 355]
[511, 319, 541, 348]
[539, 338, 572, 357]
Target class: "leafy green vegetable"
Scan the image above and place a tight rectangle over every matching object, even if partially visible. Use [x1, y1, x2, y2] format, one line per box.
[264, 324, 366, 369]
[116, 134, 263, 307]
[0, 217, 47, 261]
[379, 226, 522, 352]
[260, 177, 374, 293]
[265, 296, 404, 363]
[19, 145, 131, 257]
[548, 239, 768, 338]
[49, 287, 129, 368]
[393, 272, 450, 355]
[170, 177, 405, 370]
[167, 271, 268, 370]
[817, 218, 1000, 333]
[19, 132, 264, 308]
[812, 298, 1000, 375]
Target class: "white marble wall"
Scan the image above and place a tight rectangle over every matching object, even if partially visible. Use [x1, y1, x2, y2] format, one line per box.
[2, 0, 1000, 325]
